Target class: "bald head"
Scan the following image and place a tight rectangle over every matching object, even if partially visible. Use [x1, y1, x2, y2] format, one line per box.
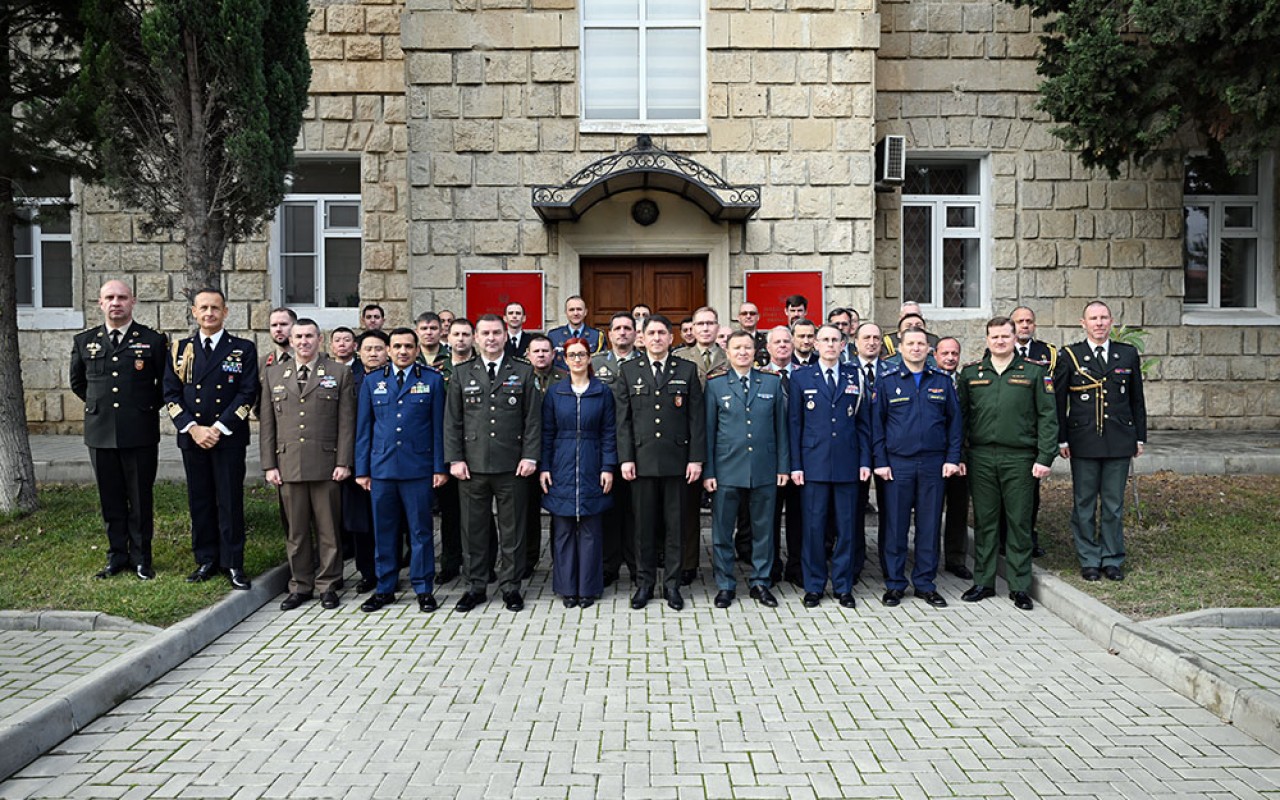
[97, 280, 136, 326]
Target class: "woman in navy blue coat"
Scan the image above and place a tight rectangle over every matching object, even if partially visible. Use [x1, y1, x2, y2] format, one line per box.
[539, 337, 617, 607]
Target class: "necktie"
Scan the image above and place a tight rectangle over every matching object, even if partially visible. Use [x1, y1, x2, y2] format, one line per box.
[110, 330, 121, 349]
[1094, 345, 1105, 367]
[396, 369, 405, 389]
[487, 361, 497, 382]
[740, 375, 749, 394]
[826, 368, 836, 395]
[653, 360, 663, 382]
[703, 350, 712, 369]
[1019, 345, 1028, 358]
[863, 362, 874, 386]
[297, 364, 309, 392]
[204, 337, 214, 360]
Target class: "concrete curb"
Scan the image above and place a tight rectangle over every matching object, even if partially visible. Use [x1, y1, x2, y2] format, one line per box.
[1030, 565, 1280, 753]
[0, 563, 289, 783]
[0, 609, 161, 634]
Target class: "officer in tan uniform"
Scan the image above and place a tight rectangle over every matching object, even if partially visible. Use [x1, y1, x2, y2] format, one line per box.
[260, 319, 356, 611]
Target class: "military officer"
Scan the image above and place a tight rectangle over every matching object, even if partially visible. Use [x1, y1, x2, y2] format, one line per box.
[1054, 300, 1146, 582]
[503, 301, 536, 358]
[934, 336, 973, 579]
[735, 302, 769, 364]
[789, 324, 872, 608]
[260, 320, 355, 611]
[614, 315, 705, 611]
[593, 312, 640, 586]
[262, 307, 295, 369]
[704, 331, 789, 608]
[343, 329, 390, 594]
[760, 326, 804, 586]
[871, 329, 963, 608]
[355, 328, 448, 613]
[522, 333, 565, 577]
[445, 315, 542, 613]
[163, 288, 259, 590]
[957, 316, 1057, 611]
[70, 280, 168, 580]
[547, 295, 605, 364]
[1009, 305, 1057, 557]
[852, 321, 890, 577]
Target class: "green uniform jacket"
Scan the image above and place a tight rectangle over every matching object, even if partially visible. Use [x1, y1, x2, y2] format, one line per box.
[957, 355, 1057, 467]
[444, 356, 542, 472]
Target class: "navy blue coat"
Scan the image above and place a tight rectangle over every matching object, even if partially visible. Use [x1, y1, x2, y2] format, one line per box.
[163, 331, 259, 450]
[355, 363, 446, 481]
[788, 361, 871, 481]
[540, 378, 617, 518]
[871, 364, 963, 464]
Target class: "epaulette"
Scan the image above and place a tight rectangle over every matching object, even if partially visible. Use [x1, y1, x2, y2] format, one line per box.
[962, 359, 982, 368]
[511, 355, 532, 365]
[418, 362, 442, 374]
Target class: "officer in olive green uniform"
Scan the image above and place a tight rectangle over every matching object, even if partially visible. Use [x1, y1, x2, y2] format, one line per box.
[956, 317, 1057, 611]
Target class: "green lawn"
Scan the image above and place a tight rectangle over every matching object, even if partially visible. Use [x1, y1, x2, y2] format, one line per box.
[1036, 473, 1280, 620]
[0, 483, 286, 627]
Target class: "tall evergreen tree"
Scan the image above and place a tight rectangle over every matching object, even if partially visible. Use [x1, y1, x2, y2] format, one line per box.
[76, 0, 311, 297]
[1014, 0, 1280, 176]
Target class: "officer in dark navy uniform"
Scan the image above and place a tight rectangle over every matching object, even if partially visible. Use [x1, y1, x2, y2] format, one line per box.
[871, 329, 963, 609]
[355, 327, 448, 613]
[547, 295, 604, 366]
[163, 288, 259, 590]
[70, 280, 168, 580]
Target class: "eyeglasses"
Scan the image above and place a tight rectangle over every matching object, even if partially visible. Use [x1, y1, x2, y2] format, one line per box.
[565, 352, 591, 360]
[740, 311, 759, 316]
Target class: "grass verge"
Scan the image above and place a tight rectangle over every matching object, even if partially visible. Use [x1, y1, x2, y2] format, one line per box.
[0, 483, 285, 627]
[1036, 472, 1280, 620]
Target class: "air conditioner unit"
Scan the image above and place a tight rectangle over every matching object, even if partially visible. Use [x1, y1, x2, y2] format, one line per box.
[875, 135, 906, 189]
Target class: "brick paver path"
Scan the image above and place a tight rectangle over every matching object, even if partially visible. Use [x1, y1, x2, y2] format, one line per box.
[1155, 626, 1280, 694]
[0, 630, 153, 720]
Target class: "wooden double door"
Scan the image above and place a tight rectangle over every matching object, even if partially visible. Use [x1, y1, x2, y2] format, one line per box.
[579, 256, 706, 331]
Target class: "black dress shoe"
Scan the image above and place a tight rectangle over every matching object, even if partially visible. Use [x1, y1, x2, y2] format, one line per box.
[603, 570, 619, 587]
[881, 589, 903, 607]
[562, 596, 579, 608]
[1031, 545, 1047, 558]
[578, 597, 596, 609]
[680, 569, 697, 586]
[666, 588, 684, 611]
[945, 564, 973, 580]
[1102, 565, 1124, 581]
[320, 591, 340, 609]
[361, 592, 396, 612]
[1010, 591, 1034, 610]
[916, 590, 948, 608]
[418, 593, 438, 612]
[94, 563, 129, 579]
[228, 569, 251, 590]
[280, 592, 312, 611]
[1081, 567, 1102, 581]
[631, 587, 654, 610]
[831, 592, 853, 609]
[714, 590, 735, 608]
[437, 567, 460, 585]
[750, 585, 779, 608]
[802, 592, 822, 608]
[186, 563, 217, 583]
[455, 591, 487, 613]
[961, 585, 996, 602]
[136, 565, 156, 581]
[355, 577, 377, 594]
[503, 590, 525, 612]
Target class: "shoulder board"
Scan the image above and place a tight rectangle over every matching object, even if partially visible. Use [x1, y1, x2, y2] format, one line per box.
[511, 355, 531, 365]
[418, 363, 442, 374]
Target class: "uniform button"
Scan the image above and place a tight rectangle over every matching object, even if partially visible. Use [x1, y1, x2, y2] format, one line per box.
[112, 387, 119, 393]
[215, 398, 222, 403]
[196, 384, 202, 390]
[299, 411, 305, 417]
[216, 385, 222, 389]
[196, 398, 201, 403]
[299, 398, 304, 404]
[112, 356, 119, 362]
[396, 427, 402, 432]
[299, 424, 305, 430]
[747, 446, 753, 452]
[490, 432, 496, 437]
[832, 432, 837, 437]
[746, 420, 752, 425]
[300, 437, 306, 442]
[654, 404, 660, 410]
[746, 433, 752, 439]
[112, 372, 119, 377]
[113, 402, 119, 408]
[655, 432, 662, 438]
[396, 441, 401, 446]
[654, 418, 661, 424]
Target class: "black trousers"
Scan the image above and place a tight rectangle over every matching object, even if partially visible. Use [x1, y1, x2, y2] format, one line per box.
[181, 445, 247, 571]
[602, 476, 636, 577]
[436, 478, 465, 574]
[632, 475, 686, 594]
[857, 475, 887, 580]
[90, 445, 159, 570]
[341, 477, 376, 582]
[771, 482, 803, 582]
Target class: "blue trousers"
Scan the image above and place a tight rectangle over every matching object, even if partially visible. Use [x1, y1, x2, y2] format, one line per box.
[882, 455, 945, 592]
[371, 477, 435, 595]
[551, 514, 604, 599]
[801, 481, 860, 594]
[711, 486, 776, 591]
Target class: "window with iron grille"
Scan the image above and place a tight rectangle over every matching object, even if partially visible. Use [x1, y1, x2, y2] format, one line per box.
[900, 160, 985, 310]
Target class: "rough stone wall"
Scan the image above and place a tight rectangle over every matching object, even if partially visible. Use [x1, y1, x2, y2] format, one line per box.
[22, 0, 409, 433]
[401, 0, 883, 318]
[874, 0, 1280, 429]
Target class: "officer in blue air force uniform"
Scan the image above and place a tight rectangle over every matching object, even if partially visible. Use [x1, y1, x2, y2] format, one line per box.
[163, 289, 259, 590]
[703, 330, 789, 609]
[871, 329, 963, 609]
[355, 328, 448, 614]
[788, 324, 872, 609]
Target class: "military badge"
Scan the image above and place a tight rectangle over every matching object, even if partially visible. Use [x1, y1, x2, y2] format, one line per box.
[135, 359, 145, 371]
[674, 395, 683, 408]
[86, 341, 102, 357]
[807, 400, 816, 410]
[509, 396, 518, 405]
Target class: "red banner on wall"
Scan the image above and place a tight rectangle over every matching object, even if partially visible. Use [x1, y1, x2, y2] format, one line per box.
[744, 271, 824, 330]
[464, 272, 545, 330]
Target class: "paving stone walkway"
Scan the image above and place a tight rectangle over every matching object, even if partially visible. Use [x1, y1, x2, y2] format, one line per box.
[1155, 626, 1280, 695]
[0, 630, 153, 720]
[3, 562, 1279, 800]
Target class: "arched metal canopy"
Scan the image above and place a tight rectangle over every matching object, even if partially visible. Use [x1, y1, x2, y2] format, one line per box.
[531, 135, 761, 223]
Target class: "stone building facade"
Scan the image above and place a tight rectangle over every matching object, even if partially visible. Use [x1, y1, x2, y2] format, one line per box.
[15, 0, 1280, 432]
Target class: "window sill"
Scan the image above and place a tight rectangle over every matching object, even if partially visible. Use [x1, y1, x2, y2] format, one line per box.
[919, 307, 989, 323]
[1181, 309, 1280, 326]
[288, 307, 359, 332]
[19, 308, 84, 331]
[579, 121, 708, 136]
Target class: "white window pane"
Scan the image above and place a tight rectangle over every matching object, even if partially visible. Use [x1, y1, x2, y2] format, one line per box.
[647, 0, 699, 20]
[901, 206, 933, 305]
[326, 201, 360, 229]
[583, 0, 638, 20]
[16, 255, 33, 306]
[324, 239, 361, 308]
[284, 255, 316, 306]
[941, 238, 980, 307]
[1183, 205, 1210, 304]
[283, 204, 316, 254]
[584, 30, 639, 119]
[1220, 238, 1257, 308]
[41, 241, 73, 308]
[645, 28, 700, 120]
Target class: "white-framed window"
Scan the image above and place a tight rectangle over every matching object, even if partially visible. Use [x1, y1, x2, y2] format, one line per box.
[273, 159, 361, 326]
[579, 0, 704, 131]
[1183, 155, 1275, 316]
[900, 158, 988, 315]
[13, 172, 82, 330]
